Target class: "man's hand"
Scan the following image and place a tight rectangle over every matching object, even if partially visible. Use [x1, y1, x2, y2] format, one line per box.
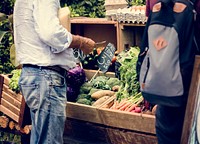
[70, 35, 95, 55]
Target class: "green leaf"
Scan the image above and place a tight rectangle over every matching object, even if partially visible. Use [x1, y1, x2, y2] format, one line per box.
[0, 13, 7, 21]
[0, 31, 8, 43]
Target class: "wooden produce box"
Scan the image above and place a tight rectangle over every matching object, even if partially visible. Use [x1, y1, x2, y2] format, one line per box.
[97, 98, 157, 144]
[66, 69, 115, 124]
[98, 98, 156, 134]
[65, 69, 157, 144]
[106, 127, 157, 144]
[66, 102, 102, 124]
[118, 23, 145, 52]
[70, 17, 119, 52]
[64, 118, 112, 144]
[0, 74, 25, 127]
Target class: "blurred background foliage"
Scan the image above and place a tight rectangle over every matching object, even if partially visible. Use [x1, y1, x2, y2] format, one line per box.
[0, 0, 106, 18]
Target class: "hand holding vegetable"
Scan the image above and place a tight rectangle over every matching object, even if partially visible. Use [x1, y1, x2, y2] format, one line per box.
[70, 35, 95, 54]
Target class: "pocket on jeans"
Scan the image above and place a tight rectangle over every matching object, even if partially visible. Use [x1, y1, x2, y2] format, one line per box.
[20, 83, 39, 111]
[49, 73, 65, 87]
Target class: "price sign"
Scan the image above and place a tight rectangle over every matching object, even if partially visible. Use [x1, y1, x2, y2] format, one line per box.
[97, 43, 116, 73]
[73, 48, 86, 62]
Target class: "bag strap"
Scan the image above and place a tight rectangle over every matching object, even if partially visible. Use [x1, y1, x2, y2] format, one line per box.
[191, 2, 200, 52]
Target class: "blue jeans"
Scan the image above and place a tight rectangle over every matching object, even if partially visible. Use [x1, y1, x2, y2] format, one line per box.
[19, 66, 67, 144]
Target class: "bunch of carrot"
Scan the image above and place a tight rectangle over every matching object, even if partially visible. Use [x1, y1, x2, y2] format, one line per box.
[109, 92, 143, 113]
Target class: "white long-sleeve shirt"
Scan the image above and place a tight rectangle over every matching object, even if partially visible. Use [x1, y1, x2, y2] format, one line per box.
[13, 0, 76, 70]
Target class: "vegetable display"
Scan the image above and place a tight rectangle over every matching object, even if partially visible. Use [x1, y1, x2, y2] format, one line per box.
[75, 47, 155, 114]
[76, 75, 120, 107]
[115, 47, 140, 101]
[104, 47, 154, 114]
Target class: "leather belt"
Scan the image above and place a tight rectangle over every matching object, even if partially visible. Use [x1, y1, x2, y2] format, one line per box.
[23, 64, 66, 76]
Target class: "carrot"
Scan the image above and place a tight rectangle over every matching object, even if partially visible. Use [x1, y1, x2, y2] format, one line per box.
[124, 104, 132, 111]
[127, 104, 137, 112]
[110, 100, 118, 109]
[116, 99, 127, 109]
[119, 101, 131, 111]
[113, 100, 120, 110]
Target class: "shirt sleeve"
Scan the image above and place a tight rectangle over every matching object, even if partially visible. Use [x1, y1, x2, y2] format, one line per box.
[33, 0, 72, 53]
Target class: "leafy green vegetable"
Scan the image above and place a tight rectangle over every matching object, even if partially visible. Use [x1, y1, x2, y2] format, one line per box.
[88, 88, 101, 95]
[77, 94, 92, 100]
[76, 98, 92, 105]
[9, 69, 21, 93]
[116, 47, 140, 101]
[79, 86, 93, 94]
[106, 77, 121, 88]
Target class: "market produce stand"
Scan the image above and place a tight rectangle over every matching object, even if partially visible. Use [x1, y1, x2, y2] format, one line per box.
[0, 69, 157, 144]
[0, 17, 156, 143]
[64, 69, 157, 144]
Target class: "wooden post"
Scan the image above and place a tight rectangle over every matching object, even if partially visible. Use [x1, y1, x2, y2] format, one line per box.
[181, 55, 200, 143]
[0, 75, 4, 105]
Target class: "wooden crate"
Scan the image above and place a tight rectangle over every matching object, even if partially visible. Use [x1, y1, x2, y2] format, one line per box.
[0, 74, 26, 127]
[66, 102, 102, 124]
[65, 69, 157, 143]
[106, 127, 157, 144]
[64, 118, 111, 144]
[71, 18, 119, 52]
[84, 69, 115, 80]
[118, 23, 145, 52]
[66, 69, 115, 124]
[98, 98, 156, 135]
[97, 98, 157, 144]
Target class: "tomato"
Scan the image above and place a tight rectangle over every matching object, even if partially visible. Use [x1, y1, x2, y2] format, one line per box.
[97, 48, 102, 55]
[111, 56, 116, 63]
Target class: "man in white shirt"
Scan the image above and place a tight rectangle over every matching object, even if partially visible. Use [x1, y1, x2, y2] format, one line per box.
[13, 0, 95, 143]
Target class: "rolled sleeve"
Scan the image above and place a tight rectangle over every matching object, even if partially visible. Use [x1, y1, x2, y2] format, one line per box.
[33, 0, 72, 53]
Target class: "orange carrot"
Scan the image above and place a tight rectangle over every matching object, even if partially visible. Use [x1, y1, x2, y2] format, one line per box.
[127, 104, 137, 112]
[119, 102, 132, 111]
[124, 104, 132, 111]
[116, 99, 127, 109]
[110, 101, 117, 109]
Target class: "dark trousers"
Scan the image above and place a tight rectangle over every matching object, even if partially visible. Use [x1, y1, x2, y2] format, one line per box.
[155, 104, 186, 144]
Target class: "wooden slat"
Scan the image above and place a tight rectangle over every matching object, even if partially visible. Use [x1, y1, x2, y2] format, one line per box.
[2, 91, 21, 109]
[66, 102, 101, 124]
[0, 75, 4, 104]
[70, 17, 117, 25]
[0, 105, 19, 122]
[0, 74, 26, 126]
[106, 127, 157, 144]
[181, 56, 200, 143]
[1, 98, 20, 116]
[3, 84, 22, 102]
[18, 96, 26, 127]
[1, 74, 10, 86]
[98, 107, 156, 134]
[84, 69, 115, 80]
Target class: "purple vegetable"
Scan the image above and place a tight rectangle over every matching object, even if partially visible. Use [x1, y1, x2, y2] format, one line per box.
[66, 66, 86, 88]
[67, 86, 79, 102]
